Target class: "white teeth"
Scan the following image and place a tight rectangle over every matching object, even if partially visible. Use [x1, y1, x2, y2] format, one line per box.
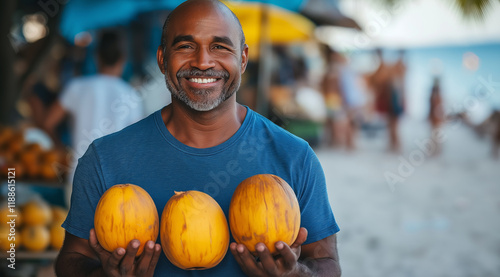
[189, 78, 217, 84]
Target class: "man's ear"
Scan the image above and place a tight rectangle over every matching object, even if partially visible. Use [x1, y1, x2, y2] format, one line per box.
[240, 44, 249, 74]
[157, 46, 165, 74]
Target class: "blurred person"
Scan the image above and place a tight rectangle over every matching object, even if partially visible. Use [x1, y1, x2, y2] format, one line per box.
[369, 48, 406, 153]
[391, 50, 406, 114]
[55, 1, 341, 276]
[294, 57, 326, 122]
[336, 51, 366, 150]
[320, 45, 351, 149]
[293, 57, 327, 147]
[43, 31, 144, 200]
[271, 45, 296, 86]
[428, 76, 445, 156]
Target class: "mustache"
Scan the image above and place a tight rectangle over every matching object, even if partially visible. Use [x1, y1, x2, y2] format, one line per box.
[176, 68, 229, 79]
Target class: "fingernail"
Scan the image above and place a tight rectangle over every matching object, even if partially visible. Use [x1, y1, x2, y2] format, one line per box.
[256, 244, 265, 252]
[237, 245, 244, 253]
[132, 240, 140, 248]
[117, 248, 125, 255]
[147, 241, 154, 248]
[276, 242, 284, 250]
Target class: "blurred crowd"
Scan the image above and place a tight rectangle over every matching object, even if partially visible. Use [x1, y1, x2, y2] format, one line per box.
[260, 43, 500, 159]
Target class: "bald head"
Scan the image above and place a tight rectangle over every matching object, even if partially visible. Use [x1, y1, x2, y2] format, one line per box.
[160, 0, 245, 52]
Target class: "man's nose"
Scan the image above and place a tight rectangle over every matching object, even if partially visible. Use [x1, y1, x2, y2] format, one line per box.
[191, 47, 215, 70]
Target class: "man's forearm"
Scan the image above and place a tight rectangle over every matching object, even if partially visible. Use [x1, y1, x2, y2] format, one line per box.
[298, 257, 341, 277]
[55, 252, 106, 277]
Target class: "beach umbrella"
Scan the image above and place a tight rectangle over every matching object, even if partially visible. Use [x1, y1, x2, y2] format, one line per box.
[300, 0, 361, 30]
[224, 1, 315, 59]
[59, 0, 185, 42]
[227, 2, 314, 45]
[223, 1, 317, 116]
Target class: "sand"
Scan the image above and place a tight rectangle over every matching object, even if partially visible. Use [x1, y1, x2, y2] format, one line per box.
[317, 118, 500, 277]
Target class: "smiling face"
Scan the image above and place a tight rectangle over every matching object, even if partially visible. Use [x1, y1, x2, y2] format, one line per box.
[157, 0, 248, 112]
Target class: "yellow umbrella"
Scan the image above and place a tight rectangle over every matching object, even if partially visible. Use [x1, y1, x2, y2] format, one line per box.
[223, 1, 315, 59]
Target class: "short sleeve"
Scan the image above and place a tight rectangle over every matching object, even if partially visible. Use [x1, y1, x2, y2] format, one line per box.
[62, 143, 107, 239]
[296, 148, 339, 245]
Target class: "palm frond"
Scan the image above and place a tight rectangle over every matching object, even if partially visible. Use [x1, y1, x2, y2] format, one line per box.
[377, 0, 499, 20]
[453, 0, 495, 19]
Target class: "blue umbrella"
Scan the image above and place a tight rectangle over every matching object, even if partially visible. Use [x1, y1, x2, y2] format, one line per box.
[60, 0, 179, 41]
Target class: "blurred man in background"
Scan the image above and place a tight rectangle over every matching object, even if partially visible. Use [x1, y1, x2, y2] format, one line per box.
[428, 76, 445, 156]
[43, 31, 144, 202]
[369, 48, 406, 153]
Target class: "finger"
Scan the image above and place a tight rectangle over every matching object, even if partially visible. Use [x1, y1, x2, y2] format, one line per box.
[106, 247, 126, 271]
[275, 241, 297, 270]
[231, 243, 262, 275]
[229, 243, 247, 272]
[136, 241, 155, 275]
[238, 244, 263, 275]
[146, 243, 162, 275]
[119, 239, 140, 275]
[255, 243, 279, 276]
[89, 229, 110, 258]
[290, 227, 308, 249]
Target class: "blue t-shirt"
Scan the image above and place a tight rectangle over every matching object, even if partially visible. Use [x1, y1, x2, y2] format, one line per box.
[63, 106, 339, 276]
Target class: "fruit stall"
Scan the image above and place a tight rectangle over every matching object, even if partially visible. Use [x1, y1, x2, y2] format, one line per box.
[0, 126, 69, 277]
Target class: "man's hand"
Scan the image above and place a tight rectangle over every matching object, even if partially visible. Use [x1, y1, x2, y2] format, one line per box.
[230, 227, 310, 277]
[88, 228, 162, 277]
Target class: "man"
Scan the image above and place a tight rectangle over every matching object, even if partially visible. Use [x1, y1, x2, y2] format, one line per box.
[369, 48, 404, 153]
[44, 31, 144, 204]
[55, 1, 341, 276]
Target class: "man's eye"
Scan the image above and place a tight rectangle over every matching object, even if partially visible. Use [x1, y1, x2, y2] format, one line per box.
[177, 44, 192, 49]
[213, 45, 228, 50]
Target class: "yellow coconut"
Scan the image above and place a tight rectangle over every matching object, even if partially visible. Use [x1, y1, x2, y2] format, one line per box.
[49, 224, 65, 250]
[94, 184, 159, 256]
[0, 205, 22, 227]
[22, 199, 53, 226]
[161, 191, 229, 270]
[0, 226, 15, 251]
[51, 206, 68, 226]
[21, 225, 50, 252]
[229, 174, 301, 255]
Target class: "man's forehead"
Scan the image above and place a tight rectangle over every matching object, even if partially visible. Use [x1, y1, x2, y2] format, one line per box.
[167, 6, 240, 43]
[170, 0, 234, 26]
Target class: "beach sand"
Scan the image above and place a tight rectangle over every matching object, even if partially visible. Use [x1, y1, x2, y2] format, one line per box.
[317, 118, 500, 277]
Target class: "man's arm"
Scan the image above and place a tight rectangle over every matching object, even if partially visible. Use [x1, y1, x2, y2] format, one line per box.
[299, 233, 341, 277]
[55, 230, 162, 277]
[55, 231, 105, 277]
[42, 101, 67, 147]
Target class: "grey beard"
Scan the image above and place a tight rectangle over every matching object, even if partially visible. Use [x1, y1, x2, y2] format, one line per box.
[164, 74, 240, 112]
